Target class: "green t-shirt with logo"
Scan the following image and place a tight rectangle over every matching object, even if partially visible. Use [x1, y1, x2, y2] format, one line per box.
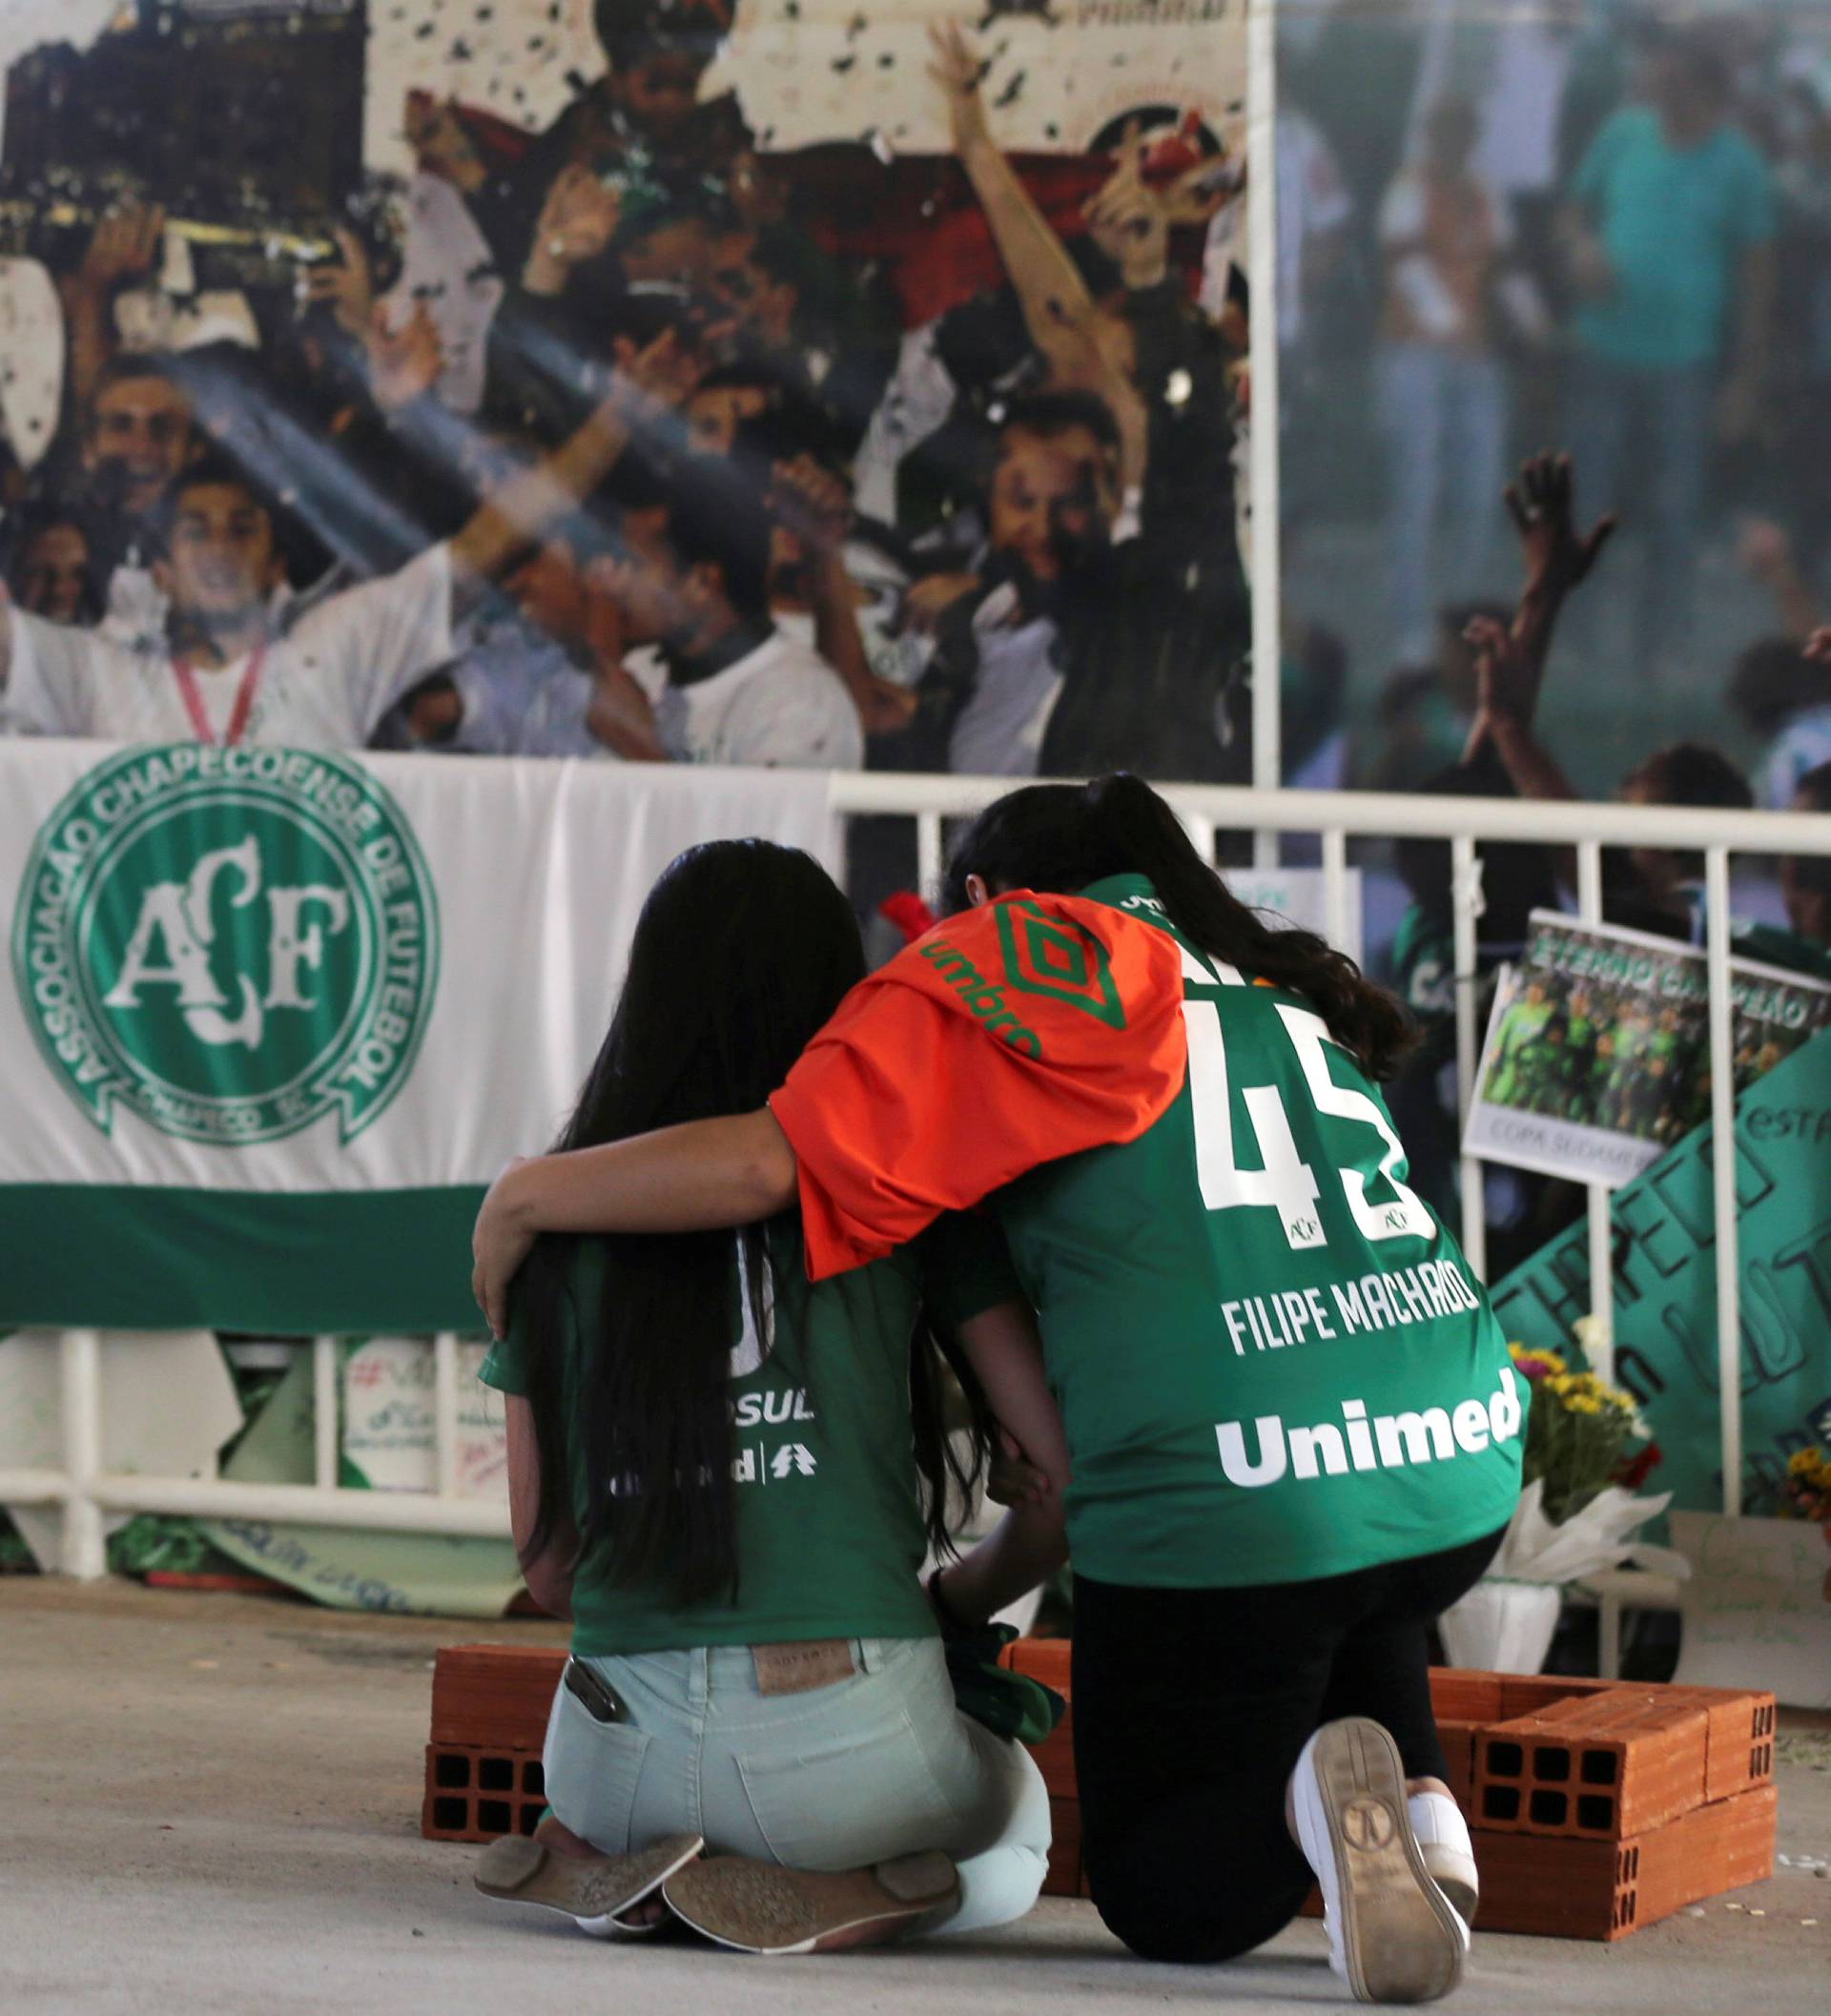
[988, 875, 1525, 1589]
[480, 1217, 1016, 1656]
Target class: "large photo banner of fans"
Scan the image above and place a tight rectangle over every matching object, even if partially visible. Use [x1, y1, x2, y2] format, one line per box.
[0, 0, 1251, 783]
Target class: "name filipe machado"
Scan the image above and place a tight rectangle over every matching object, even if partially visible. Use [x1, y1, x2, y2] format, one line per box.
[1222, 1257, 1483, 1356]
[1216, 1367, 1525, 1489]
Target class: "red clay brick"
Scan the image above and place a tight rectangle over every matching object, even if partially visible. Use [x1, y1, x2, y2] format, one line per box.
[421, 1741, 548, 1844]
[1041, 1795, 1083, 1898]
[1437, 1720, 1479, 1814]
[1001, 1639, 1077, 1796]
[1310, 1785, 1778, 1941]
[1028, 1717, 1078, 1799]
[1624, 1784, 1777, 1930]
[1473, 1694, 1708, 1838]
[1463, 1829, 1625, 1939]
[1001, 1637, 1072, 1696]
[1660, 1688, 1778, 1803]
[430, 1645, 565, 1750]
[1494, 1674, 1617, 1720]
[1428, 1669, 1505, 1723]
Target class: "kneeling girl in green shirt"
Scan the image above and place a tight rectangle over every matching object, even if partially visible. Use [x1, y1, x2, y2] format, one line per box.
[476, 839, 1065, 1952]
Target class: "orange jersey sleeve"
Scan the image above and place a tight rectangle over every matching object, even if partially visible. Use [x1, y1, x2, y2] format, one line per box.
[768, 890, 1188, 1281]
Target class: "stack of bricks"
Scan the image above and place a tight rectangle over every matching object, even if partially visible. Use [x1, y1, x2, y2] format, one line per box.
[423, 1642, 1777, 1940]
[1457, 1672, 1777, 1938]
[422, 1644, 566, 1844]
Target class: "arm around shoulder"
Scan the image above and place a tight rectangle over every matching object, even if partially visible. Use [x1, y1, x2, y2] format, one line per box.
[472, 1111, 797, 1338]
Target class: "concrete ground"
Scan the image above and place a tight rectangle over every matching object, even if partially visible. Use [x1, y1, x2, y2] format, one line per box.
[4, 1580, 1826, 2016]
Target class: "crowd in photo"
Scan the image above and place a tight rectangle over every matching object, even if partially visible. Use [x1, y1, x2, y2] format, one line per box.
[0, 0, 1249, 783]
[1276, 0, 1831, 812]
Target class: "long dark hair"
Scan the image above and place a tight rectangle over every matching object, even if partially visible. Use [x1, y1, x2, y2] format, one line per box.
[514, 840, 984, 1606]
[940, 773, 1417, 1080]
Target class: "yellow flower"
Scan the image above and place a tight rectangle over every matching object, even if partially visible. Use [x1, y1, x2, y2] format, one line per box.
[1568, 1394, 1603, 1414]
[1790, 1447, 1825, 1477]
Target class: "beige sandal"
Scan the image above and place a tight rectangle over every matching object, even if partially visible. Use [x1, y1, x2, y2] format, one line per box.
[474, 1830, 704, 1938]
[662, 1849, 960, 1955]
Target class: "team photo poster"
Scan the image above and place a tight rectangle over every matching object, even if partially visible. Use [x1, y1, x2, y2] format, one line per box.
[1463, 911, 1831, 1188]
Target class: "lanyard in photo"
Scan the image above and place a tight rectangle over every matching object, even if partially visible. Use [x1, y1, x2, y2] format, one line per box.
[172, 646, 266, 748]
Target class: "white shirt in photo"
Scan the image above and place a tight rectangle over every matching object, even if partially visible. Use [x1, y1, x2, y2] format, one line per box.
[651, 629, 863, 770]
[946, 589, 1062, 779]
[1, 545, 454, 749]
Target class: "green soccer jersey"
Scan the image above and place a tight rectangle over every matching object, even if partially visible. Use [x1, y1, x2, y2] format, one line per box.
[1485, 997, 1555, 1108]
[772, 874, 1526, 1592]
[1560, 1016, 1597, 1119]
[482, 1218, 1015, 1656]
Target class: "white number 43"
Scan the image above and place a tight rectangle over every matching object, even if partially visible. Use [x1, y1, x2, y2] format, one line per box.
[1182, 988, 1435, 1254]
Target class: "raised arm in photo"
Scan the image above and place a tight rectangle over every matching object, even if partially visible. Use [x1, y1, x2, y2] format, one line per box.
[449, 328, 710, 582]
[930, 21, 1147, 486]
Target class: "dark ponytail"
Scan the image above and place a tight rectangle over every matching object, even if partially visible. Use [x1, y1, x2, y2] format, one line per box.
[941, 773, 1418, 1080]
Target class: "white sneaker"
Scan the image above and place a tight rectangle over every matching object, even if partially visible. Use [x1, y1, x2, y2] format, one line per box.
[1290, 1718, 1469, 2005]
[1409, 1792, 1478, 1928]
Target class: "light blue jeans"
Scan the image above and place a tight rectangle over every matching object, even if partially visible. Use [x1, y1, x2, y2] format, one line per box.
[542, 1635, 1051, 1938]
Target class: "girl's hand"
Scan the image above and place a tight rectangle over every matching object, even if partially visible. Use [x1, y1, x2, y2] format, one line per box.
[472, 1157, 535, 1341]
[986, 1426, 1055, 1508]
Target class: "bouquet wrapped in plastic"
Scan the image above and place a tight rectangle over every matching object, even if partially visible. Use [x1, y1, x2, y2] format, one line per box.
[1439, 1328, 1686, 1673]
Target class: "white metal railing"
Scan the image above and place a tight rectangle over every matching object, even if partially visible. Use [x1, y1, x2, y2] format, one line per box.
[13, 774, 1831, 1586]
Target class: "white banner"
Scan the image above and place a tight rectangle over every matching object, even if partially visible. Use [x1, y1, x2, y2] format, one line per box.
[1, 738, 838, 1199]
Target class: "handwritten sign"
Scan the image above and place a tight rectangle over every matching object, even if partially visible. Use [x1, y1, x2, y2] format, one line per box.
[1671, 1511, 1831, 1708]
[341, 1338, 507, 1501]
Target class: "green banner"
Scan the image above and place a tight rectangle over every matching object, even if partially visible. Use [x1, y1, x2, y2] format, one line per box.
[1491, 1037, 1831, 1517]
